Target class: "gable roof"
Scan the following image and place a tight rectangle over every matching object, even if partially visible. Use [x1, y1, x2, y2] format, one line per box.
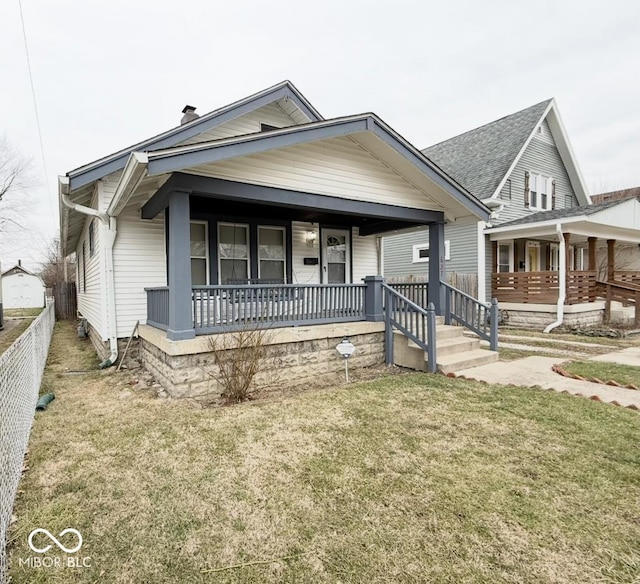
[66, 80, 323, 191]
[422, 99, 590, 206]
[1, 263, 40, 279]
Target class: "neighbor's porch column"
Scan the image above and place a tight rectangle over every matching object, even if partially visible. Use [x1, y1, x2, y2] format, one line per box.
[607, 239, 616, 281]
[428, 220, 445, 315]
[167, 190, 195, 340]
[588, 237, 597, 272]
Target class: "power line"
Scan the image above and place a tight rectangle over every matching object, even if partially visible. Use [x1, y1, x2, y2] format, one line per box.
[17, 0, 55, 219]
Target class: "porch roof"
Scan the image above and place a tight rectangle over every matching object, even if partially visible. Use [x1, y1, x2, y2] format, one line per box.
[485, 198, 640, 243]
[125, 113, 491, 227]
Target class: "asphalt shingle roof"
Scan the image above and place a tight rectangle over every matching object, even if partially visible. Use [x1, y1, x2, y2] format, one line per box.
[493, 198, 626, 228]
[422, 99, 552, 200]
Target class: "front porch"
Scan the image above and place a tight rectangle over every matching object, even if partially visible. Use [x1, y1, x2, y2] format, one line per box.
[487, 203, 640, 329]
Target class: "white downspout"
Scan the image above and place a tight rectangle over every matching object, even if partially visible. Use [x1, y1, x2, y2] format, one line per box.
[543, 223, 565, 333]
[60, 188, 119, 367]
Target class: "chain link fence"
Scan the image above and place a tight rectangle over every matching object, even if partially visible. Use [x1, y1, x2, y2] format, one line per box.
[0, 302, 55, 580]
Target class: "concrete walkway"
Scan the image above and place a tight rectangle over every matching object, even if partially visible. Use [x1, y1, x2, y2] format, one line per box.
[455, 353, 640, 410]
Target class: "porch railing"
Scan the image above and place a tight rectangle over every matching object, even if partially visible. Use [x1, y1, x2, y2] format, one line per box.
[492, 271, 597, 305]
[192, 283, 365, 333]
[613, 271, 640, 286]
[146, 287, 170, 330]
[382, 283, 437, 372]
[443, 282, 498, 351]
[387, 282, 428, 308]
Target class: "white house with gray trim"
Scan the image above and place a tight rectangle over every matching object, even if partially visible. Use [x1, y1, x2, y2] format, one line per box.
[1, 262, 46, 310]
[59, 80, 497, 396]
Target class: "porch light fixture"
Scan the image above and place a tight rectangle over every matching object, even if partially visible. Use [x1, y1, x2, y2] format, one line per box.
[305, 230, 317, 247]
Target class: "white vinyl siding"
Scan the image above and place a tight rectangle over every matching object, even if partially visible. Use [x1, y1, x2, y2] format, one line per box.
[179, 103, 301, 146]
[352, 227, 378, 282]
[186, 136, 441, 211]
[291, 221, 320, 284]
[112, 206, 166, 338]
[76, 186, 106, 339]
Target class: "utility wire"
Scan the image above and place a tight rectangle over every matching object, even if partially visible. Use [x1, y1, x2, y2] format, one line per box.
[17, 0, 55, 218]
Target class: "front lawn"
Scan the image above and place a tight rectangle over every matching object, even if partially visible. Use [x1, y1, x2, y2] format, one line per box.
[562, 360, 640, 388]
[8, 322, 640, 583]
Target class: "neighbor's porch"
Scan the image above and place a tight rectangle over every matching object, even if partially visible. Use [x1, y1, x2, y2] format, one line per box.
[490, 232, 640, 326]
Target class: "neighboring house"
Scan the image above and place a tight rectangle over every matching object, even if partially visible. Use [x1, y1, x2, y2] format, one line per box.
[1, 261, 46, 309]
[383, 100, 640, 328]
[59, 81, 496, 396]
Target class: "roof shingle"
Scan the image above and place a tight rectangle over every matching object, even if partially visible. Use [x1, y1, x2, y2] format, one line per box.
[422, 99, 552, 200]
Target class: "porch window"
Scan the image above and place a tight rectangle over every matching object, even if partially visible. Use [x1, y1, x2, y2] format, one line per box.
[190, 221, 209, 285]
[412, 241, 450, 263]
[258, 226, 286, 283]
[497, 242, 513, 272]
[570, 246, 585, 271]
[530, 173, 553, 210]
[219, 223, 249, 283]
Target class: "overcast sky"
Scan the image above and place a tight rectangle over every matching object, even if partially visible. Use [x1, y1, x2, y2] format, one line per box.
[1, 0, 639, 271]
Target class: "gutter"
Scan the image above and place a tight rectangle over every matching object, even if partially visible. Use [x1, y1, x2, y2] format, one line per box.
[543, 223, 566, 333]
[59, 177, 118, 368]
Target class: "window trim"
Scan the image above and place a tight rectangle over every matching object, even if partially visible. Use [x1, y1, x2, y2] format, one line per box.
[190, 220, 209, 286]
[81, 243, 87, 292]
[88, 220, 95, 257]
[412, 240, 450, 264]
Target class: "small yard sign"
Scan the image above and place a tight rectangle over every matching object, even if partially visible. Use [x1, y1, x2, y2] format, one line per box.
[336, 338, 356, 382]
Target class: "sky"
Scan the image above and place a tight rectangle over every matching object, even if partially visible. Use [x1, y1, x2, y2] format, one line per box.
[1, 0, 639, 272]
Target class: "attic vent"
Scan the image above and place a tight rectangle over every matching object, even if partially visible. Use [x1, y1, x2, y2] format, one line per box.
[536, 126, 543, 135]
[181, 105, 199, 125]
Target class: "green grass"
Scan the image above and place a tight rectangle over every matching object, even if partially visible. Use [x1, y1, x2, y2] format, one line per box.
[8, 322, 640, 583]
[3, 307, 44, 318]
[563, 360, 640, 387]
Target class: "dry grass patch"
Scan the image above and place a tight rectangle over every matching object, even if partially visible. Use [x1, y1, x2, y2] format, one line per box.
[7, 322, 640, 583]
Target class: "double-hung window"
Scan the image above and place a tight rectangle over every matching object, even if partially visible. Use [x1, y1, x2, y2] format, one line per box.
[258, 226, 286, 282]
[190, 221, 209, 285]
[218, 223, 249, 284]
[529, 173, 553, 210]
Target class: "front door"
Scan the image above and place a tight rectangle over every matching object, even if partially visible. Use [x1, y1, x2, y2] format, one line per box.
[525, 241, 540, 272]
[322, 229, 351, 283]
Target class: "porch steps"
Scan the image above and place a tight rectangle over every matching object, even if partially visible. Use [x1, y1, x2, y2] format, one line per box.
[393, 324, 498, 374]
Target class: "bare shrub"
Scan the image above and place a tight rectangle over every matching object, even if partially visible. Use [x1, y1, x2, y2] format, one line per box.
[205, 327, 283, 404]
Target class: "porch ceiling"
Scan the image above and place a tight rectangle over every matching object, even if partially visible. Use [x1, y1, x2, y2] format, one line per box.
[144, 173, 443, 235]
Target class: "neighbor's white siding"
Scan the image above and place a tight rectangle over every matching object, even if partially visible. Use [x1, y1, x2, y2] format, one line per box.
[188, 136, 440, 211]
[179, 103, 301, 146]
[113, 205, 166, 338]
[76, 186, 106, 339]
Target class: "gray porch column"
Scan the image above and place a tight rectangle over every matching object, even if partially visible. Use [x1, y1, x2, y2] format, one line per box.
[167, 190, 195, 340]
[428, 221, 446, 315]
[363, 275, 384, 321]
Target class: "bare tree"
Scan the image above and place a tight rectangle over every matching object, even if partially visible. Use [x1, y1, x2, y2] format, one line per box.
[39, 238, 76, 288]
[0, 137, 32, 232]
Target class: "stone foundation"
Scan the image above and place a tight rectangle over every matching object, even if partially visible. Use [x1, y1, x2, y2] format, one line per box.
[500, 302, 605, 331]
[139, 322, 386, 400]
[84, 321, 140, 368]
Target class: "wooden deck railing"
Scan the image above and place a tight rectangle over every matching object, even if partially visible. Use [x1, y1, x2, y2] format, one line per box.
[492, 271, 597, 305]
[599, 279, 640, 326]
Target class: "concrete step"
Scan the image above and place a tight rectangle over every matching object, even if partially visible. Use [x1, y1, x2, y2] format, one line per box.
[436, 336, 481, 356]
[435, 349, 499, 375]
